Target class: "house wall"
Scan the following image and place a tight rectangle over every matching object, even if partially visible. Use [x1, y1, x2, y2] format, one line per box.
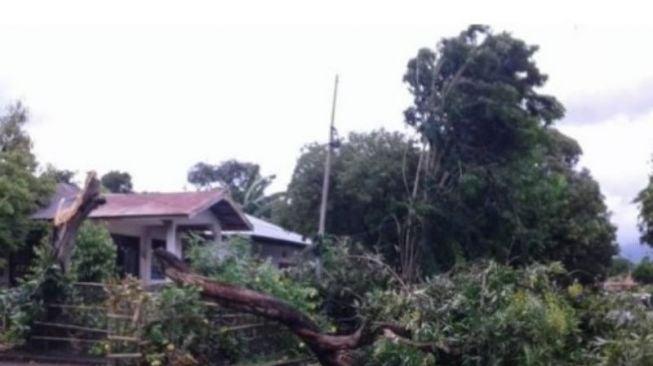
[253, 239, 305, 266]
[100, 212, 223, 285]
[103, 220, 144, 237]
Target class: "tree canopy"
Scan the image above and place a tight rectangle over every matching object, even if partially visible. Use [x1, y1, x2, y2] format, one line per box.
[101, 170, 133, 193]
[187, 159, 282, 218]
[280, 129, 419, 262]
[401, 25, 616, 281]
[0, 102, 52, 252]
[282, 25, 616, 282]
[636, 157, 653, 246]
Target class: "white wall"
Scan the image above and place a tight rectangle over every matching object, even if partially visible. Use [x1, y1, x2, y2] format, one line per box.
[253, 240, 304, 266]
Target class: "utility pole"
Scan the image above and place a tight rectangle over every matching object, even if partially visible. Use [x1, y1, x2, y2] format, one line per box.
[318, 75, 339, 236]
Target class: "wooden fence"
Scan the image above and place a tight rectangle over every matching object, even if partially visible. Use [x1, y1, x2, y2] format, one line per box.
[25, 282, 307, 365]
[28, 282, 143, 364]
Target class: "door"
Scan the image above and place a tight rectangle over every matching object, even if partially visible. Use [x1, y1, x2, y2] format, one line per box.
[112, 234, 140, 278]
[150, 239, 166, 280]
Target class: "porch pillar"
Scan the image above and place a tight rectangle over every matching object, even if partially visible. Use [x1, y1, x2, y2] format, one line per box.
[211, 222, 222, 244]
[164, 220, 179, 257]
[140, 227, 151, 284]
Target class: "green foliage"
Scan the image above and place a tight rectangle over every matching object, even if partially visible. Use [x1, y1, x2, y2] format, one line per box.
[636, 157, 653, 246]
[187, 159, 283, 219]
[71, 222, 117, 282]
[281, 27, 616, 283]
[0, 102, 53, 252]
[281, 130, 419, 264]
[0, 222, 114, 351]
[0, 281, 39, 350]
[288, 238, 399, 333]
[311, 248, 653, 365]
[101, 170, 133, 193]
[368, 340, 436, 366]
[186, 235, 319, 314]
[632, 257, 653, 284]
[582, 291, 653, 365]
[360, 262, 582, 365]
[144, 285, 234, 366]
[401, 25, 617, 281]
[0, 236, 73, 350]
[41, 164, 76, 184]
[145, 237, 317, 365]
[608, 257, 633, 278]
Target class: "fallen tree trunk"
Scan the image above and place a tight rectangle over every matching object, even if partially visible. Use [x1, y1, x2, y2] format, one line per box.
[153, 249, 450, 365]
[153, 249, 360, 366]
[50, 172, 105, 272]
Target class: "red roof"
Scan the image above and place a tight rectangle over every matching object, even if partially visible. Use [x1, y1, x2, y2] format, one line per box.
[32, 184, 251, 231]
[92, 190, 225, 218]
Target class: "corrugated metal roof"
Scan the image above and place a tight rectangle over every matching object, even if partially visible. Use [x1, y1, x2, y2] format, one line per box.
[31, 183, 81, 220]
[224, 214, 311, 246]
[93, 190, 227, 218]
[31, 184, 251, 231]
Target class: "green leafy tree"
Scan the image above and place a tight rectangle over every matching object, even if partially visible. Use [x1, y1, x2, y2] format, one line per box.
[635, 157, 653, 246]
[282, 26, 616, 282]
[41, 164, 75, 184]
[400, 25, 616, 281]
[280, 130, 419, 261]
[0, 102, 53, 252]
[633, 256, 653, 284]
[187, 159, 282, 218]
[101, 170, 133, 193]
[608, 257, 633, 278]
[400, 25, 566, 279]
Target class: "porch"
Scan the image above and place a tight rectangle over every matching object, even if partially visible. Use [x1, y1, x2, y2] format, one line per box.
[105, 215, 222, 284]
[28, 185, 253, 285]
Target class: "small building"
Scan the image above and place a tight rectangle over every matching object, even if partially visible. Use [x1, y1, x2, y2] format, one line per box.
[603, 274, 638, 292]
[1, 184, 308, 286]
[225, 214, 311, 268]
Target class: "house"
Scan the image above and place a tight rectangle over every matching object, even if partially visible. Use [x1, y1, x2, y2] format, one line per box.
[1, 183, 308, 286]
[603, 274, 638, 292]
[225, 214, 311, 267]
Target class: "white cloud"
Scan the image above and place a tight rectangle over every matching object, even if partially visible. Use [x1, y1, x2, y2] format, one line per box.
[559, 112, 653, 251]
[0, 2, 652, 255]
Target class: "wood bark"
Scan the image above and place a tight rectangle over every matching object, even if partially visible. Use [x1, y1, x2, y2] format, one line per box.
[154, 248, 363, 366]
[51, 172, 105, 272]
[43, 172, 433, 365]
[153, 250, 449, 365]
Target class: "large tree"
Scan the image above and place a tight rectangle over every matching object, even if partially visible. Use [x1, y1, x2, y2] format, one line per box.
[280, 130, 419, 262]
[100, 170, 133, 193]
[399, 25, 565, 279]
[398, 25, 617, 281]
[187, 159, 282, 218]
[42, 164, 75, 185]
[636, 157, 653, 246]
[283, 25, 616, 282]
[0, 102, 52, 252]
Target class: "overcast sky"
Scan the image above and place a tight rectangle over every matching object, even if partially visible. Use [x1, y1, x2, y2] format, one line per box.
[0, 1, 652, 259]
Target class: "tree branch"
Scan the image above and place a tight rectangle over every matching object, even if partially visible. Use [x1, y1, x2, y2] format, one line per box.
[154, 249, 362, 366]
[51, 172, 105, 272]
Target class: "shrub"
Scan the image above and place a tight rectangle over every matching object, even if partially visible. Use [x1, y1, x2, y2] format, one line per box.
[71, 222, 116, 283]
[632, 257, 653, 284]
[0, 283, 38, 350]
[185, 235, 319, 314]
